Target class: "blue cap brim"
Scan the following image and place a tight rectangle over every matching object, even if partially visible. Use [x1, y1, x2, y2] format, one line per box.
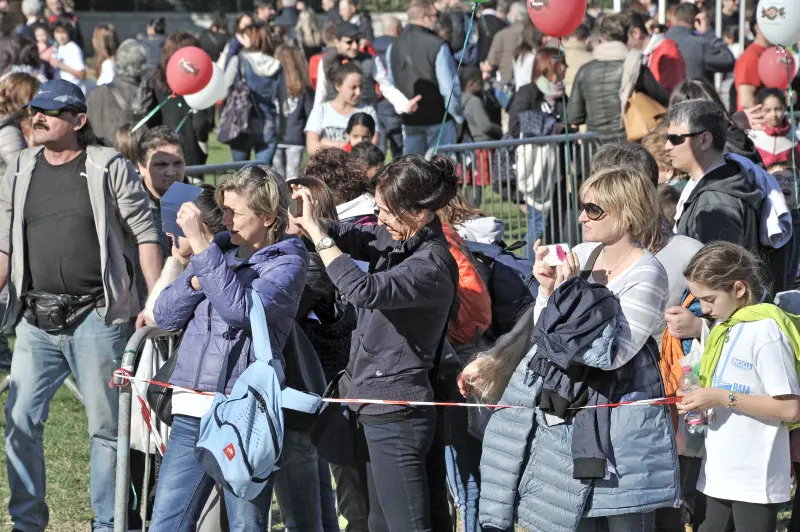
[24, 97, 86, 112]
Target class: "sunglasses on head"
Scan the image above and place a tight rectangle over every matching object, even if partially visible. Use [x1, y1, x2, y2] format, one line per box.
[578, 201, 606, 221]
[667, 130, 707, 146]
[28, 106, 78, 118]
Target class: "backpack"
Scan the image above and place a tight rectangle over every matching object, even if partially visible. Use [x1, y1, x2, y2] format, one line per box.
[465, 240, 539, 339]
[195, 289, 322, 500]
[217, 57, 254, 144]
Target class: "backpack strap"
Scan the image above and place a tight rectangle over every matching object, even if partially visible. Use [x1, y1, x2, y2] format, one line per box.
[108, 83, 129, 113]
[247, 287, 274, 365]
[281, 386, 322, 414]
[579, 245, 604, 282]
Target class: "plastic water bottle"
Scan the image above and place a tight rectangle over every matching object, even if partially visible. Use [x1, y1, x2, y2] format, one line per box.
[679, 366, 707, 435]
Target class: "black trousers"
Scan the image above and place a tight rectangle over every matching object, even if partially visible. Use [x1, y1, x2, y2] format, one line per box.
[360, 406, 438, 532]
[698, 495, 780, 532]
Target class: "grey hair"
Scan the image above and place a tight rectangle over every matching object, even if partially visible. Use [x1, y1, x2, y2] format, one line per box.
[21, 0, 42, 17]
[115, 39, 148, 80]
[508, 2, 527, 23]
[215, 166, 290, 246]
[664, 99, 727, 152]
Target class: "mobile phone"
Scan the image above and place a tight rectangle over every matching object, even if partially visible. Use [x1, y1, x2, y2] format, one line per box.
[542, 243, 571, 267]
[290, 197, 303, 217]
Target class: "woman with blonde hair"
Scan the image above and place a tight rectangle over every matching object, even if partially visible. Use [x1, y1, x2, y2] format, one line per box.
[460, 165, 678, 531]
[149, 165, 307, 530]
[274, 45, 313, 179]
[0, 72, 40, 173]
[92, 23, 120, 86]
[295, 9, 323, 58]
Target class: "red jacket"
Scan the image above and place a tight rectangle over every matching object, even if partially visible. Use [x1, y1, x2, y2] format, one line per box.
[647, 38, 686, 95]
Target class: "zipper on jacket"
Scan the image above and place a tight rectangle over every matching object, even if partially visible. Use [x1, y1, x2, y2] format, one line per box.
[193, 303, 214, 390]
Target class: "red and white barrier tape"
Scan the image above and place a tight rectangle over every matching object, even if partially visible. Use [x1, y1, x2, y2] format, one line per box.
[110, 369, 680, 412]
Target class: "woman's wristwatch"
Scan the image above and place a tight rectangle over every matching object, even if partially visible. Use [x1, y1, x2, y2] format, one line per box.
[315, 236, 335, 252]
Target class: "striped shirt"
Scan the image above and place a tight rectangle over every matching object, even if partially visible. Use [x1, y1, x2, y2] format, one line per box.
[534, 242, 669, 369]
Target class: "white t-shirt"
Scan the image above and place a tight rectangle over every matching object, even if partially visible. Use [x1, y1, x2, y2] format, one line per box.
[96, 58, 115, 86]
[54, 41, 86, 90]
[698, 318, 800, 504]
[304, 102, 378, 143]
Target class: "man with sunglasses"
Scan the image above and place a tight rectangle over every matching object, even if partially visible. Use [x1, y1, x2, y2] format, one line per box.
[667, 99, 764, 257]
[0, 79, 162, 532]
[314, 22, 418, 122]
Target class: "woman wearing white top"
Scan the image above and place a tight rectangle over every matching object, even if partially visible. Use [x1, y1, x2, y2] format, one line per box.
[460, 165, 672, 530]
[92, 23, 120, 86]
[305, 61, 378, 156]
[678, 242, 800, 532]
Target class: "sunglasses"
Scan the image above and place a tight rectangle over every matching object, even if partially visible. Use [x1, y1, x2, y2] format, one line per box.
[667, 131, 707, 146]
[373, 204, 405, 220]
[578, 201, 606, 221]
[28, 106, 78, 118]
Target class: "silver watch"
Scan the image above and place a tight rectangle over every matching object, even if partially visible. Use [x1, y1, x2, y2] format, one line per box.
[315, 236, 335, 252]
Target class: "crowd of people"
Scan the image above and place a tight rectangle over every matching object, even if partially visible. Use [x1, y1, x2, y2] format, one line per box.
[0, 0, 799, 531]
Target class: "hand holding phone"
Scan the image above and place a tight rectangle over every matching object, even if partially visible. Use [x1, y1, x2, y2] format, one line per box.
[542, 243, 571, 267]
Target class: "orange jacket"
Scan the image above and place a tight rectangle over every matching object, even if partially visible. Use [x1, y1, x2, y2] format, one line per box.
[660, 293, 696, 432]
[308, 53, 323, 91]
[442, 224, 492, 346]
[648, 38, 686, 95]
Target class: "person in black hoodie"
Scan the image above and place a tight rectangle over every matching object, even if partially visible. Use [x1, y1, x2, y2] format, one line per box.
[290, 155, 459, 532]
[670, 77, 764, 168]
[198, 12, 229, 63]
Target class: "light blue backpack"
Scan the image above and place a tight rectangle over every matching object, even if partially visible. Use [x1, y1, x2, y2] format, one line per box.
[195, 288, 322, 500]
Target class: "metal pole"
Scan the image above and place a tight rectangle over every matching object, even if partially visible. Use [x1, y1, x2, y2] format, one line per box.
[658, 0, 667, 25]
[715, 0, 723, 91]
[113, 327, 180, 532]
[739, 0, 747, 53]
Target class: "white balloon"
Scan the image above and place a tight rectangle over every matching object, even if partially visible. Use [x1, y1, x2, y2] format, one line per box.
[757, 0, 800, 48]
[184, 64, 226, 111]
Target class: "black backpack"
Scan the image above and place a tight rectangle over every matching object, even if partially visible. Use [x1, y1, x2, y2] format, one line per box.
[465, 240, 539, 340]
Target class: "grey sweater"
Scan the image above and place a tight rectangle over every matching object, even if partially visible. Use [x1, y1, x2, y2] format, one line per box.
[461, 91, 502, 142]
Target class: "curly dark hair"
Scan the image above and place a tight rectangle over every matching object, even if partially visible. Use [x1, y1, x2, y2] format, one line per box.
[302, 148, 369, 205]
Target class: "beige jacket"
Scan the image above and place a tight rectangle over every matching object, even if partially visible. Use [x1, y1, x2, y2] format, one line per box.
[562, 38, 593, 97]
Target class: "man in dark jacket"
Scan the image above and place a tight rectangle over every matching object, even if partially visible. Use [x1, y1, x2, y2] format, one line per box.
[665, 3, 734, 83]
[372, 16, 404, 156]
[476, 0, 509, 63]
[667, 99, 763, 253]
[387, 0, 464, 154]
[567, 13, 668, 136]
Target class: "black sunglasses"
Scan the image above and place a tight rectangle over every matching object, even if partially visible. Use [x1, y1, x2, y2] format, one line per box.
[667, 131, 707, 146]
[578, 201, 606, 221]
[28, 106, 79, 118]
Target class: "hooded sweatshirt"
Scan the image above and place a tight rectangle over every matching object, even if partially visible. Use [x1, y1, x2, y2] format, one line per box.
[224, 51, 285, 142]
[643, 34, 686, 94]
[675, 160, 764, 254]
[750, 121, 800, 169]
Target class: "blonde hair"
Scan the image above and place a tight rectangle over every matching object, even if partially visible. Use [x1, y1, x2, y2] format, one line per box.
[215, 166, 290, 246]
[296, 9, 322, 49]
[580, 165, 664, 251]
[0, 72, 40, 119]
[92, 24, 120, 79]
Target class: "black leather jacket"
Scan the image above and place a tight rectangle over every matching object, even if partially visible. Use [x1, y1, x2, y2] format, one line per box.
[567, 59, 668, 135]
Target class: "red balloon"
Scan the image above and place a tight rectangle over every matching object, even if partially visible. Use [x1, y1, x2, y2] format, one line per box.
[166, 47, 213, 96]
[527, 0, 587, 38]
[757, 46, 796, 90]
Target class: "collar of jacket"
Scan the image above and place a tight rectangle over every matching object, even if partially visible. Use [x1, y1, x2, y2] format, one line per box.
[212, 232, 306, 265]
[405, 23, 438, 37]
[765, 121, 792, 137]
[391, 215, 447, 257]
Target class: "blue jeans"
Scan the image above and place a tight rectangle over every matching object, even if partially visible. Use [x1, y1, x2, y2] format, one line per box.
[402, 122, 457, 155]
[229, 136, 278, 165]
[149, 415, 272, 531]
[5, 310, 131, 532]
[525, 206, 545, 259]
[272, 429, 339, 532]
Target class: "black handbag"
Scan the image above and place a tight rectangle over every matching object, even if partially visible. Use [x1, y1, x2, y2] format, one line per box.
[309, 369, 367, 466]
[23, 290, 103, 332]
[146, 343, 179, 426]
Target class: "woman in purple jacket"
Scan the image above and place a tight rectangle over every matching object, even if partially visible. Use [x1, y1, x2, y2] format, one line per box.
[148, 165, 308, 531]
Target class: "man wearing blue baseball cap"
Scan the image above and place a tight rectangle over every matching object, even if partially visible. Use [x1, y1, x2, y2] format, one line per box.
[0, 79, 163, 532]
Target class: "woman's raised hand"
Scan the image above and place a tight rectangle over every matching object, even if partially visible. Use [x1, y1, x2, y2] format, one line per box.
[289, 187, 324, 241]
[533, 240, 558, 297]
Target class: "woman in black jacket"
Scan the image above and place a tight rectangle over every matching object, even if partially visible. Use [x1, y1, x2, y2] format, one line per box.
[291, 155, 460, 532]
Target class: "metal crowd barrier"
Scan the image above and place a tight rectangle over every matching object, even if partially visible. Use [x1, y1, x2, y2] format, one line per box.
[113, 326, 181, 532]
[435, 132, 624, 250]
[186, 133, 624, 251]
